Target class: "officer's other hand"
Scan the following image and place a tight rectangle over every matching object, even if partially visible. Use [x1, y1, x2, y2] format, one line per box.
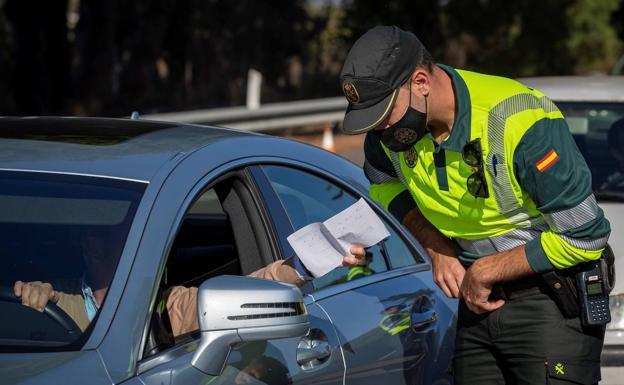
[459, 258, 505, 314]
[430, 253, 466, 298]
[341, 245, 368, 267]
[13, 280, 60, 312]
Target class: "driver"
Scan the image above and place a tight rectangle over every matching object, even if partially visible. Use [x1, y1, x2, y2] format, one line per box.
[601, 117, 624, 191]
[13, 226, 366, 335]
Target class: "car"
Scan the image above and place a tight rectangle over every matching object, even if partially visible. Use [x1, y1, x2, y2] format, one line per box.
[0, 117, 456, 385]
[518, 76, 624, 366]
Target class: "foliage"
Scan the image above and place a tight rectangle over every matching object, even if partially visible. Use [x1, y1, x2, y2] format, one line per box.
[0, 0, 621, 116]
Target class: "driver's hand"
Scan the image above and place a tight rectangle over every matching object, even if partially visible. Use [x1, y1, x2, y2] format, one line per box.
[14, 281, 60, 312]
[341, 245, 368, 267]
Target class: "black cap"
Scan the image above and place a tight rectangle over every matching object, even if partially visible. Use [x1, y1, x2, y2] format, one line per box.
[340, 26, 425, 135]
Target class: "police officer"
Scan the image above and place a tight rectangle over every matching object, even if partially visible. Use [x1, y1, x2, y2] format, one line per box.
[339, 26, 611, 385]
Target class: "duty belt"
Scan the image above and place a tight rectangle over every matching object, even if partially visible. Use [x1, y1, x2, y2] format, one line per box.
[491, 274, 549, 300]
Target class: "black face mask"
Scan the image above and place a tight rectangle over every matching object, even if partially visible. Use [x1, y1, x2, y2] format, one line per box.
[376, 92, 428, 152]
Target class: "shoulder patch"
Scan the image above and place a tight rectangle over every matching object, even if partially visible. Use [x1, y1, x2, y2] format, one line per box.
[536, 149, 559, 172]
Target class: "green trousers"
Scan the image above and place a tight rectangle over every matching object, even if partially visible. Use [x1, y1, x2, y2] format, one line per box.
[453, 286, 605, 385]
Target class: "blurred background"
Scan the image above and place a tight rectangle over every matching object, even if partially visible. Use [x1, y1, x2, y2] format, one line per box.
[0, 0, 622, 118]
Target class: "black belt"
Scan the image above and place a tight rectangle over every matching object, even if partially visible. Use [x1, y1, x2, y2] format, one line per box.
[491, 274, 550, 300]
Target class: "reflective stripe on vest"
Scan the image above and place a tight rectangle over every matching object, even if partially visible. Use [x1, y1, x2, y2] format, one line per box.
[384, 94, 559, 253]
[485, 94, 559, 227]
[455, 224, 548, 255]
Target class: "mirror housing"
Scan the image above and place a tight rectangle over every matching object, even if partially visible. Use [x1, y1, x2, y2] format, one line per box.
[191, 275, 309, 375]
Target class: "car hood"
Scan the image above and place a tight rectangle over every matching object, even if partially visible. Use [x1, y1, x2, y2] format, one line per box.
[0, 350, 110, 385]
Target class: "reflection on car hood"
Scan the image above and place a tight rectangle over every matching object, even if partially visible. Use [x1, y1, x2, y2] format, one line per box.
[0, 350, 108, 385]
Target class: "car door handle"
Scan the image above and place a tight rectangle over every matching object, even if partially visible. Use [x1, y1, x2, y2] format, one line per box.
[296, 340, 331, 365]
[410, 310, 437, 329]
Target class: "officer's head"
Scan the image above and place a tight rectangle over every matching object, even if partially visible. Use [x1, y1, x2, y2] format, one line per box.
[340, 26, 435, 151]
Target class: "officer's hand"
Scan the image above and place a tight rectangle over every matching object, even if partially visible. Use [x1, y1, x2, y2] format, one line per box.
[459, 259, 505, 314]
[341, 245, 368, 267]
[430, 253, 466, 298]
[13, 280, 60, 312]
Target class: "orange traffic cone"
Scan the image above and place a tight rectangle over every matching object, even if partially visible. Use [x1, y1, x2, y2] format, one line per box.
[322, 126, 336, 153]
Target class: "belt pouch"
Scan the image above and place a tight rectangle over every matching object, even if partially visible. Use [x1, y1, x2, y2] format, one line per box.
[542, 271, 580, 318]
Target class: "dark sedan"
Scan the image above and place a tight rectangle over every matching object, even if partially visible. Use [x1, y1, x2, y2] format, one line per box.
[0, 117, 456, 385]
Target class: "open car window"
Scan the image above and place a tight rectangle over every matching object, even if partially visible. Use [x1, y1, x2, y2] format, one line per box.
[144, 174, 278, 358]
[0, 171, 145, 351]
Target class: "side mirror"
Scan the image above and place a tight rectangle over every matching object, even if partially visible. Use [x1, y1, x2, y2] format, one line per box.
[191, 275, 309, 375]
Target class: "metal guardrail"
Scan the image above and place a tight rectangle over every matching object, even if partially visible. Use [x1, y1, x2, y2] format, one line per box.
[142, 97, 348, 132]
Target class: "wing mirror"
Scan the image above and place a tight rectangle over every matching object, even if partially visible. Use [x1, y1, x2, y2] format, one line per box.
[191, 275, 309, 375]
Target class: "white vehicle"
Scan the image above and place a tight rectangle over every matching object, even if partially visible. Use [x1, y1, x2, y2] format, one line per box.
[520, 76, 624, 365]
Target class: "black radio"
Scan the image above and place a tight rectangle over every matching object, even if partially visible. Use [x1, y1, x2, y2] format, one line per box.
[576, 261, 611, 326]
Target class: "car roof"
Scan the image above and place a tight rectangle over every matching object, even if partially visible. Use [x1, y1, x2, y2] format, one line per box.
[0, 117, 253, 182]
[517, 76, 624, 103]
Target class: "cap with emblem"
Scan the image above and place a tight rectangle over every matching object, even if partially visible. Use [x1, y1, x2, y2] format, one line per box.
[340, 26, 425, 135]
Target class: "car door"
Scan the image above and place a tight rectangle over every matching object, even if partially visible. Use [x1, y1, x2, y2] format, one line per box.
[136, 302, 342, 385]
[131, 166, 346, 385]
[251, 164, 456, 385]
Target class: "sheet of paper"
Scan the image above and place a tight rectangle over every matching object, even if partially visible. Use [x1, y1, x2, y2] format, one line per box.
[287, 222, 345, 277]
[287, 198, 391, 278]
[322, 198, 390, 254]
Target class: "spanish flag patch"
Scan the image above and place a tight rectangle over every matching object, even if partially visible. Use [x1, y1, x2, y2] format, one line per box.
[536, 149, 559, 172]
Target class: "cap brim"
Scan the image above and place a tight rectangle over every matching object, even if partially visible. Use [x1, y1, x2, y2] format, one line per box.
[342, 89, 399, 135]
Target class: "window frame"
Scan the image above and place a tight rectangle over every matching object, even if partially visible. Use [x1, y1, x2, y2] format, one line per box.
[138, 166, 281, 364]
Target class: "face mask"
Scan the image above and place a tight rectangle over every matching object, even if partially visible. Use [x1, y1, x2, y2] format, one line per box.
[81, 279, 100, 321]
[377, 88, 428, 152]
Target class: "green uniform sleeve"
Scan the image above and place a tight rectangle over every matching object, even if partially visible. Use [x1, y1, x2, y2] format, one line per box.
[514, 117, 611, 273]
[364, 131, 415, 222]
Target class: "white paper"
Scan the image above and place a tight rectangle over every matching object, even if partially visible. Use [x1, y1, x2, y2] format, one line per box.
[322, 198, 391, 253]
[287, 198, 390, 278]
[287, 222, 345, 278]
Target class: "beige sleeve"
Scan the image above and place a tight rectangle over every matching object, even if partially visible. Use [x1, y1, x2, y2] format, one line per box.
[165, 286, 199, 337]
[56, 292, 91, 332]
[248, 259, 305, 287]
[164, 260, 304, 338]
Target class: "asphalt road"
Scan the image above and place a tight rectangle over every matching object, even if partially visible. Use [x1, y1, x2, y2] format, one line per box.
[601, 367, 624, 384]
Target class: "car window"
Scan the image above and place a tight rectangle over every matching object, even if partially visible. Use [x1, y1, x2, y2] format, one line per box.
[558, 102, 624, 201]
[163, 187, 237, 290]
[187, 189, 224, 215]
[0, 171, 145, 351]
[261, 165, 418, 292]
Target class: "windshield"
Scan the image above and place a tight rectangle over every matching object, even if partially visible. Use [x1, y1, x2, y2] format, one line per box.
[558, 102, 624, 202]
[0, 171, 145, 351]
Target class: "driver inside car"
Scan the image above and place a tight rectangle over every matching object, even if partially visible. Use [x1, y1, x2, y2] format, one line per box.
[601, 117, 624, 191]
[13, 226, 367, 336]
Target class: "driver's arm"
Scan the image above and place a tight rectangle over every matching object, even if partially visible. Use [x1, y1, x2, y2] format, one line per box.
[165, 246, 368, 337]
[249, 245, 368, 284]
[13, 280, 90, 331]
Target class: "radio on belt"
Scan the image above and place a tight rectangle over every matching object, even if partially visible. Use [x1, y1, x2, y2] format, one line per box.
[576, 261, 611, 326]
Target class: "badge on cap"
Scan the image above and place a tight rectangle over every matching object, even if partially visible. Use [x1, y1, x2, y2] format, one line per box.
[342, 80, 360, 104]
